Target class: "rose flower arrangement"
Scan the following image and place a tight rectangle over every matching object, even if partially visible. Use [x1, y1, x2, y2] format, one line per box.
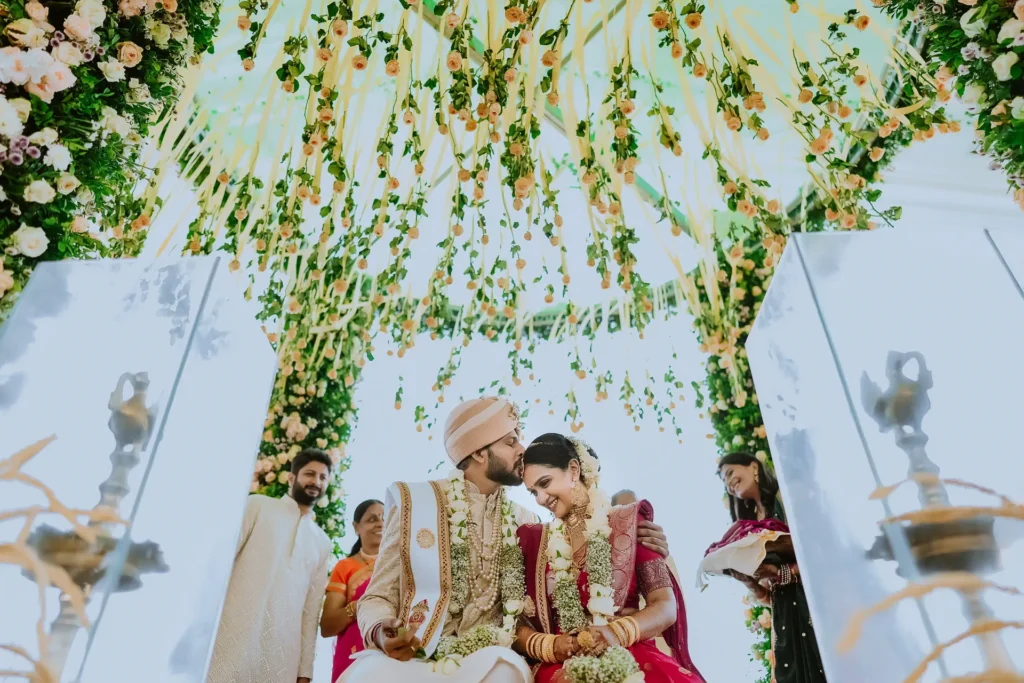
[0, 0, 220, 316]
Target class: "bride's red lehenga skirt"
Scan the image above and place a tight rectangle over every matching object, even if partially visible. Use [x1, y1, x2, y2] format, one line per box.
[533, 640, 705, 683]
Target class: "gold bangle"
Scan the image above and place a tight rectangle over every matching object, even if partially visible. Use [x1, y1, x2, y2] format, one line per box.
[618, 618, 634, 651]
[527, 633, 542, 660]
[541, 635, 556, 663]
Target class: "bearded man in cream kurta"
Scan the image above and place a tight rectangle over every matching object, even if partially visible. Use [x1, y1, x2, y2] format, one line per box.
[342, 396, 539, 682]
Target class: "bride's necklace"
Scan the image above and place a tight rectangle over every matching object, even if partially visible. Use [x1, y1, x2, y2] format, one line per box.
[358, 549, 378, 564]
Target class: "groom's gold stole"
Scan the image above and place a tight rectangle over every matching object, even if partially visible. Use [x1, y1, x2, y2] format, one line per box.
[383, 480, 453, 658]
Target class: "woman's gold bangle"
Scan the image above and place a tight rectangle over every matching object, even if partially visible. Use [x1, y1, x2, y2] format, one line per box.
[541, 634, 556, 663]
[526, 633, 543, 660]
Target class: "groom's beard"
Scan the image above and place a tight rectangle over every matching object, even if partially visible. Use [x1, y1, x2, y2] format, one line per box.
[486, 451, 523, 487]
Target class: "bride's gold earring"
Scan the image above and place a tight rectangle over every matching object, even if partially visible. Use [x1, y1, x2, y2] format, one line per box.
[571, 481, 587, 509]
[753, 468, 760, 485]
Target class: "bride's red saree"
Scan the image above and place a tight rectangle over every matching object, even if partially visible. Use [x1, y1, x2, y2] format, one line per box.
[516, 500, 705, 683]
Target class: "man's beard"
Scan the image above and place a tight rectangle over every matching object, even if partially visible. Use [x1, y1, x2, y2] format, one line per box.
[486, 450, 523, 487]
[291, 481, 322, 506]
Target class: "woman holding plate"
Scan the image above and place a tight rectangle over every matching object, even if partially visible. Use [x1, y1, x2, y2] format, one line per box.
[714, 452, 826, 683]
[515, 433, 704, 683]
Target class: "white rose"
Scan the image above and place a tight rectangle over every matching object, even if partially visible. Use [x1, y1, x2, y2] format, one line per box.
[450, 498, 468, 512]
[75, 0, 107, 29]
[150, 22, 172, 46]
[54, 41, 84, 66]
[98, 58, 126, 82]
[998, 18, 1024, 44]
[27, 127, 58, 146]
[993, 52, 1019, 81]
[962, 83, 987, 108]
[588, 596, 616, 616]
[503, 599, 523, 615]
[0, 98, 23, 138]
[8, 98, 31, 123]
[102, 107, 132, 137]
[961, 8, 985, 38]
[23, 180, 56, 204]
[1011, 97, 1024, 120]
[0, 186, 7, 203]
[12, 224, 49, 257]
[43, 143, 72, 171]
[316, 497, 328, 508]
[449, 511, 467, 526]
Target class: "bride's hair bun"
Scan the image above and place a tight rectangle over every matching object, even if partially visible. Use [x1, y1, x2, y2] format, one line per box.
[523, 433, 600, 485]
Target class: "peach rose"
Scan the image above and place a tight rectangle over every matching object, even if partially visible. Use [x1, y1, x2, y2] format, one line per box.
[242, 58, 254, 71]
[445, 12, 460, 29]
[651, 11, 670, 30]
[685, 12, 702, 29]
[854, 14, 869, 30]
[332, 19, 348, 37]
[723, 181, 738, 195]
[504, 6, 523, 23]
[810, 137, 829, 155]
[352, 54, 367, 70]
[238, 15, 252, 30]
[445, 51, 463, 72]
[317, 47, 331, 61]
[693, 62, 707, 78]
[766, 199, 781, 214]
[161, 0, 177, 11]
[671, 42, 683, 58]
[869, 147, 885, 162]
[117, 41, 143, 68]
[1016, 0, 1024, 20]
[385, 59, 399, 76]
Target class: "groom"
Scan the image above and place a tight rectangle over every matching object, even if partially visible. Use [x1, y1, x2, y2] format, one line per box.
[346, 396, 671, 681]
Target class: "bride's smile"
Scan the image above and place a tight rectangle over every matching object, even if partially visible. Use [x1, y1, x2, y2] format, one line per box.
[523, 463, 579, 519]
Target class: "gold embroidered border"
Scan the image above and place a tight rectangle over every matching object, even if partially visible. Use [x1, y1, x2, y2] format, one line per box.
[422, 480, 452, 645]
[396, 482, 416, 626]
[536, 524, 552, 634]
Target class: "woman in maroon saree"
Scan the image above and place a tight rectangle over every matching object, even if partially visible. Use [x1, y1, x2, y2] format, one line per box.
[515, 434, 704, 683]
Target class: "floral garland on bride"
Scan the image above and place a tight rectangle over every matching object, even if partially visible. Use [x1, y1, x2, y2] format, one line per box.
[430, 468, 527, 670]
[547, 437, 643, 683]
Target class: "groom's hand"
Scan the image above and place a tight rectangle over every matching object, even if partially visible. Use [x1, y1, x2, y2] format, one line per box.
[376, 618, 420, 661]
[638, 520, 670, 557]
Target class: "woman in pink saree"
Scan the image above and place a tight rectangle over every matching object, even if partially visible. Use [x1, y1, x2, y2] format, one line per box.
[515, 434, 704, 683]
[319, 499, 383, 682]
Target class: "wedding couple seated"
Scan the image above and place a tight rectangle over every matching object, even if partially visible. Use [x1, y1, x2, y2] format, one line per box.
[340, 396, 703, 683]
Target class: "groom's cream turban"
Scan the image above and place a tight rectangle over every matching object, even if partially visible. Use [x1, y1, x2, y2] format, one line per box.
[444, 396, 520, 466]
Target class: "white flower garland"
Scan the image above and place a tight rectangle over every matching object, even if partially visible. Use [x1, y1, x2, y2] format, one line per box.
[546, 438, 641, 681]
[436, 470, 526, 666]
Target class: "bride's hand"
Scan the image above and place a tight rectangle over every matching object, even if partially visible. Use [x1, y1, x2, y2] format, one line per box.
[580, 625, 617, 657]
[552, 634, 579, 662]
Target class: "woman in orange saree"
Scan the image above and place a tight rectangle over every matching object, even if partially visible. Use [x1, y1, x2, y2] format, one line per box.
[319, 499, 383, 682]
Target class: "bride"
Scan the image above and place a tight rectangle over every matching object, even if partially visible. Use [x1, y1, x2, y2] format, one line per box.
[514, 433, 704, 683]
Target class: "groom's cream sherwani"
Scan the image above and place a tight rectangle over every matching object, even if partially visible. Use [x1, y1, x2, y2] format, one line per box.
[343, 479, 538, 681]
